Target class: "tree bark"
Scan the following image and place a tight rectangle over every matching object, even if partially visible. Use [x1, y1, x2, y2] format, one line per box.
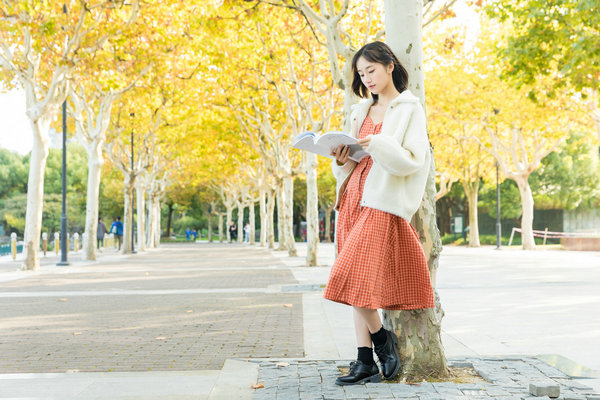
[82, 139, 104, 260]
[249, 201, 256, 245]
[122, 176, 135, 254]
[383, 0, 448, 380]
[22, 119, 51, 270]
[218, 213, 224, 243]
[267, 188, 276, 249]
[514, 175, 536, 250]
[166, 202, 173, 238]
[305, 153, 319, 266]
[226, 206, 233, 243]
[462, 180, 480, 247]
[283, 174, 297, 256]
[154, 199, 161, 246]
[136, 180, 146, 252]
[236, 201, 244, 244]
[276, 184, 286, 250]
[259, 188, 267, 246]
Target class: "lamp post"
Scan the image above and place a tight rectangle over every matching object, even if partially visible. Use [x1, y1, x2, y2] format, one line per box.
[57, 101, 70, 265]
[130, 112, 136, 254]
[493, 108, 501, 249]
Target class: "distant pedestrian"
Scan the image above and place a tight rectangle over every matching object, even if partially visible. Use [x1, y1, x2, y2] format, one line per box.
[110, 216, 124, 251]
[97, 217, 108, 250]
[228, 221, 237, 242]
[243, 222, 250, 243]
[185, 228, 191, 241]
[192, 230, 198, 240]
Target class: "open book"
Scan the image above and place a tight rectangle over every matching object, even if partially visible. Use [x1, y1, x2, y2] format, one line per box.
[292, 131, 369, 162]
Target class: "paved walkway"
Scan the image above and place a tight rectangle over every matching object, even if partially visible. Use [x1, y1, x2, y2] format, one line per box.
[0, 243, 599, 399]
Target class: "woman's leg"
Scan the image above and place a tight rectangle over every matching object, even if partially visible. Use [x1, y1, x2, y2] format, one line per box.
[354, 307, 382, 336]
[354, 307, 401, 380]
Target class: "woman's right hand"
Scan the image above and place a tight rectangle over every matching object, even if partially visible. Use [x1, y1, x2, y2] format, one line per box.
[331, 144, 350, 165]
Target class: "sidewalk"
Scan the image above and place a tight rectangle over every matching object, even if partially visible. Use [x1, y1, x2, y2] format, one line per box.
[0, 242, 599, 399]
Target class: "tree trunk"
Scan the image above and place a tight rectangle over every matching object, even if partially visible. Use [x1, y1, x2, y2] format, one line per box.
[514, 175, 536, 250]
[283, 174, 297, 256]
[305, 153, 319, 266]
[146, 192, 156, 248]
[122, 176, 135, 254]
[236, 201, 244, 244]
[324, 207, 333, 243]
[22, 120, 51, 271]
[166, 202, 173, 238]
[383, 0, 448, 380]
[218, 213, 224, 243]
[267, 188, 276, 249]
[249, 201, 256, 245]
[259, 188, 267, 246]
[136, 180, 146, 252]
[226, 206, 233, 243]
[82, 140, 104, 260]
[207, 206, 214, 243]
[155, 199, 161, 246]
[462, 180, 480, 247]
[276, 184, 286, 250]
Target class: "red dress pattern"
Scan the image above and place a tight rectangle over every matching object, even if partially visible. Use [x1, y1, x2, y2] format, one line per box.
[323, 116, 435, 310]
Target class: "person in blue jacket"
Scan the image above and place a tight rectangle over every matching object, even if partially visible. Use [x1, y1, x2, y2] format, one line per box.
[110, 216, 124, 251]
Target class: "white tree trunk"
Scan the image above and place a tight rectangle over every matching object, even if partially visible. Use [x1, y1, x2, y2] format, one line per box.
[383, 0, 448, 379]
[82, 140, 104, 260]
[218, 213, 224, 243]
[514, 175, 536, 250]
[276, 184, 286, 250]
[236, 202, 244, 244]
[324, 208, 333, 243]
[154, 199, 161, 246]
[22, 119, 51, 270]
[122, 177, 135, 254]
[248, 201, 255, 245]
[283, 174, 297, 256]
[463, 181, 480, 247]
[226, 206, 233, 243]
[136, 180, 146, 252]
[305, 153, 319, 266]
[207, 206, 214, 243]
[267, 188, 276, 249]
[146, 192, 156, 248]
[259, 188, 267, 246]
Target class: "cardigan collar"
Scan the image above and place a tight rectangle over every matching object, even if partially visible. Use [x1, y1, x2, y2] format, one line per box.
[351, 89, 419, 115]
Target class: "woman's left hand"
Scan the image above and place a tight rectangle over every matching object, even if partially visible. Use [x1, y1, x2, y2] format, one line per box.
[357, 136, 371, 150]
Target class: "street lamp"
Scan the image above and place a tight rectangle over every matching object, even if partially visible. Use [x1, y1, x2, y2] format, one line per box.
[130, 112, 136, 254]
[493, 108, 501, 250]
[57, 3, 69, 266]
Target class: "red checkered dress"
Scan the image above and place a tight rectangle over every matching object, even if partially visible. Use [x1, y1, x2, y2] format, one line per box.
[324, 115, 435, 310]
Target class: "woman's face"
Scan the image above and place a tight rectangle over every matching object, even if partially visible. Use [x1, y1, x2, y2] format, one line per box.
[356, 56, 394, 95]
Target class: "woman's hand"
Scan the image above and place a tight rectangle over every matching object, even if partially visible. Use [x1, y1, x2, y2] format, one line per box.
[331, 143, 350, 165]
[357, 136, 371, 150]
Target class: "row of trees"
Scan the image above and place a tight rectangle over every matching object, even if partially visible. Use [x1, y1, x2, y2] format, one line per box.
[1, 0, 598, 381]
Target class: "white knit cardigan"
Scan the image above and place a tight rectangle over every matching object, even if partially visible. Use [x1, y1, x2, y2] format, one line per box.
[332, 90, 430, 221]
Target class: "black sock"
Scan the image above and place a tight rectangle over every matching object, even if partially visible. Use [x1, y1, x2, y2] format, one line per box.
[357, 346, 374, 365]
[370, 326, 387, 347]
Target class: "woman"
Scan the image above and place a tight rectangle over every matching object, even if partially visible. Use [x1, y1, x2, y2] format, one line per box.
[325, 41, 435, 386]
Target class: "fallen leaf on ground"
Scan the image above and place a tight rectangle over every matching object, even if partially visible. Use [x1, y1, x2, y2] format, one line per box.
[276, 362, 290, 367]
[186, 310, 194, 313]
[251, 382, 264, 389]
[155, 336, 167, 340]
[282, 304, 293, 308]
[72, 332, 82, 336]
[58, 298, 68, 302]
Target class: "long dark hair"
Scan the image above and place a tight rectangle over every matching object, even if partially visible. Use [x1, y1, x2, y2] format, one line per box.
[351, 41, 408, 104]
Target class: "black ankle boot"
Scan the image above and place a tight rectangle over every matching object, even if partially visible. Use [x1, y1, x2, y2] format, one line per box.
[335, 360, 381, 386]
[373, 329, 401, 380]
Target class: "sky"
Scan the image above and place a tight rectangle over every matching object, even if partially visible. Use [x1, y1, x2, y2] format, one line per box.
[0, 89, 32, 155]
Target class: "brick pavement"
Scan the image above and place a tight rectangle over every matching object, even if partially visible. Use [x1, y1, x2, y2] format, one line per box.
[0, 244, 304, 373]
[251, 357, 600, 400]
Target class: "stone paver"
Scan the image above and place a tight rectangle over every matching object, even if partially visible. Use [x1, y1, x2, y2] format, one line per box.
[252, 358, 600, 400]
[0, 244, 304, 373]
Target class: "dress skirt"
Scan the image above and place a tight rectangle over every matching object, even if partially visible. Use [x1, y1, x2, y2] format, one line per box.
[323, 116, 435, 310]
